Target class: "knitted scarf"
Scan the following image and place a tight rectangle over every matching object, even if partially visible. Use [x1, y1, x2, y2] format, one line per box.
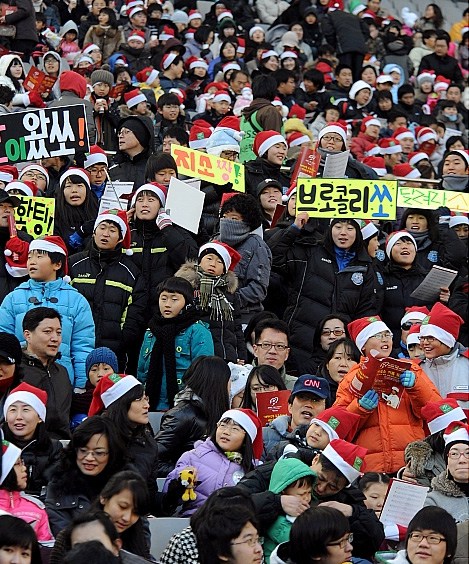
[146, 305, 199, 410]
[405, 229, 432, 251]
[196, 265, 233, 321]
[219, 218, 251, 247]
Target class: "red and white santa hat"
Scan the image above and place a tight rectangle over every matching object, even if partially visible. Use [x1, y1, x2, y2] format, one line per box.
[443, 421, 469, 450]
[288, 131, 311, 148]
[82, 43, 100, 55]
[449, 213, 469, 229]
[212, 90, 231, 104]
[128, 5, 145, 19]
[415, 127, 437, 145]
[188, 9, 203, 21]
[130, 182, 167, 208]
[215, 115, 242, 140]
[89, 373, 141, 416]
[420, 302, 464, 349]
[365, 143, 381, 157]
[4, 382, 47, 422]
[217, 10, 233, 21]
[161, 53, 178, 70]
[318, 122, 347, 145]
[222, 61, 241, 74]
[1, 438, 22, 485]
[356, 219, 378, 240]
[84, 145, 108, 169]
[259, 49, 279, 60]
[199, 240, 241, 272]
[186, 56, 208, 71]
[392, 127, 414, 142]
[185, 28, 196, 39]
[311, 407, 360, 442]
[348, 315, 390, 351]
[94, 209, 132, 255]
[322, 439, 367, 484]
[189, 124, 212, 149]
[416, 70, 435, 87]
[408, 152, 429, 167]
[29, 236, 69, 278]
[280, 50, 298, 60]
[392, 163, 420, 179]
[282, 181, 297, 203]
[237, 38, 245, 54]
[422, 398, 466, 436]
[6, 181, 38, 197]
[219, 408, 263, 460]
[385, 230, 417, 259]
[360, 116, 381, 133]
[406, 323, 421, 347]
[376, 74, 393, 84]
[124, 89, 147, 109]
[59, 168, 90, 189]
[363, 156, 386, 176]
[434, 75, 450, 93]
[137, 67, 159, 86]
[0, 165, 18, 184]
[378, 138, 402, 154]
[253, 130, 287, 157]
[249, 25, 264, 38]
[159, 26, 174, 41]
[401, 306, 430, 326]
[288, 104, 306, 120]
[19, 164, 49, 185]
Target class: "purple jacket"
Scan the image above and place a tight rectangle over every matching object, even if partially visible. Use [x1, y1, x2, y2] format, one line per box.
[163, 438, 244, 515]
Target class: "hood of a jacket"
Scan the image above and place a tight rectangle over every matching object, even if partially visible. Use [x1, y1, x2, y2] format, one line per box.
[0, 55, 24, 77]
[60, 20, 79, 36]
[37, 51, 69, 76]
[268, 457, 315, 494]
[175, 260, 238, 294]
[115, 115, 154, 162]
[270, 542, 290, 564]
[242, 98, 274, 120]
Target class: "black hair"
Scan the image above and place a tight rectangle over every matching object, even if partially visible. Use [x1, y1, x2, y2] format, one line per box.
[420, 114, 438, 127]
[318, 452, 349, 485]
[312, 313, 350, 351]
[105, 383, 146, 439]
[273, 68, 295, 87]
[324, 337, 361, 366]
[288, 506, 349, 562]
[1, 463, 23, 491]
[99, 7, 118, 28]
[220, 39, 239, 60]
[357, 471, 390, 493]
[406, 507, 456, 564]
[447, 83, 462, 93]
[60, 415, 126, 477]
[440, 100, 458, 110]
[67, 510, 120, 545]
[23, 306, 62, 332]
[251, 74, 277, 101]
[230, 69, 249, 84]
[163, 125, 188, 146]
[303, 68, 325, 89]
[35, 12, 47, 23]
[335, 63, 352, 76]
[6, 57, 25, 91]
[210, 416, 256, 472]
[436, 120, 446, 132]
[181, 356, 230, 435]
[254, 318, 289, 345]
[317, 44, 335, 57]
[376, 90, 393, 102]
[398, 84, 414, 98]
[422, 29, 438, 40]
[240, 365, 287, 410]
[63, 541, 116, 564]
[361, 64, 378, 78]
[323, 219, 363, 254]
[424, 4, 444, 28]
[144, 152, 178, 181]
[157, 92, 180, 109]
[92, 0, 108, 5]
[55, 175, 98, 235]
[157, 276, 195, 305]
[194, 25, 213, 45]
[424, 428, 447, 454]
[388, 109, 408, 124]
[324, 102, 340, 113]
[0, 84, 14, 106]
[114, 66, 131, 82]
[0, 515, 42, 564]
[399, 208, 439, 242]
[220, 193, 263, 231]
[196, 504, 258, 564]
[445, 135, 465, 151]
[244, 311, 278, 346]
[218, 19, 237, 39]
[435, 33, 449, 46]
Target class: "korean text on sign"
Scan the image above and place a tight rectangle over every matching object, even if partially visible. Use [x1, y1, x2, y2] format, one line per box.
[14, 196, 55, 237]
[398, 187, 469, 213]
[296, 178, 398, 220]
[171, 145, 245, 192]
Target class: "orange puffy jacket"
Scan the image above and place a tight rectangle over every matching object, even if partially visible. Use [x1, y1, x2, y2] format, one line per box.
[334, 359, 441, 473]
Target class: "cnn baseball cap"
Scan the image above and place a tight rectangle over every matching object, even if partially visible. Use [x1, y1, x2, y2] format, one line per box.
[291, 375, 330, 400]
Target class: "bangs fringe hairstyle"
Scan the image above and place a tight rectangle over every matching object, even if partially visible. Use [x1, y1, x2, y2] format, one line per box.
[323, 219, 363, 254]
[55, 174, 99, 229]
[6, 57, 25, 91]
[104, 383, 146, 439]
[211, 417, 256, 473]
[312, 313, 350, 351]
[144, 152, 178, 182]
[157, 276, 195, 306]
[0, 515, 42, 564]
[240, 364, 286, 411]
[357, 471, 391, 493]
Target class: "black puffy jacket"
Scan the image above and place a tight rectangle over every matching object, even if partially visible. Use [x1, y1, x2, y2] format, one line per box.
[269, 225, 376, 370]
[0, 227, 32, 305]
[244, 157, 291, 197]
[321, 9, 369, 55]
[69, 243, 147, 367]
[175, 261, 247, 363]
[128, 218, 198, 322]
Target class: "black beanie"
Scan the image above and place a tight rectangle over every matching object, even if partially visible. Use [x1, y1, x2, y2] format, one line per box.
[0, 332, 22, 365]
[119, 118, 150, 147]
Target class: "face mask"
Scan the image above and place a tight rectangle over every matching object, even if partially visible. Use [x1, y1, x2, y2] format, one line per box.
[446, 113, 458, 121]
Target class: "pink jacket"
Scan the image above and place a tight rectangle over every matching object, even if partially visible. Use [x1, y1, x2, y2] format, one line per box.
[0, 489, 53, 541]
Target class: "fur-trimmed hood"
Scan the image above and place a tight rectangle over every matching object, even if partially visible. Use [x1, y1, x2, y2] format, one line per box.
[176, 260, 238, 294]
[119, 103, 154, 120]
[431, 470, 466, 498]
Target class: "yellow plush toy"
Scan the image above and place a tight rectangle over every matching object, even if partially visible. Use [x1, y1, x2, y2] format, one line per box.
[180, 469, 197, 501]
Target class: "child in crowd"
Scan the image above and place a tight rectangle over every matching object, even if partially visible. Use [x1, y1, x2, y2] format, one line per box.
[136, 67, 164, 101]
[193, 90, 232, 127]
[60, 21, 80, 63]
[137, 276, 214, 410]
[309, 103, 341, 141]
[120, 89, 154, 119]
[89, 67, 119, 151]
[154, 92, 186, 150]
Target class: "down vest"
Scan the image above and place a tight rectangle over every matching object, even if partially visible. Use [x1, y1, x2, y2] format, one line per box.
[175, 261, 247, 363]
[69, 243, 147, 366]
[269, 225, 376, 371]
[334, 360, 442, 473]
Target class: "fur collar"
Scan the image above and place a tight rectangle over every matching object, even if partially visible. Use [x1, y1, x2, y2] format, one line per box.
[404, 440, 433, 476]
[175, 260, 238, 294]
[431, 471, 466, 497]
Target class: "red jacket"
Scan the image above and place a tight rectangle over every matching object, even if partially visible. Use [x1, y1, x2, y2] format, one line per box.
[350, 131, 379, 161]
[334, 359, 441, 473]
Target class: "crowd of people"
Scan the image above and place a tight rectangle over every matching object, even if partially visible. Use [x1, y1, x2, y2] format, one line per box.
[0, 0, 468, 562]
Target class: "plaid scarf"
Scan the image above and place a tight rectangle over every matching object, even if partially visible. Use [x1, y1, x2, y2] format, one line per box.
[197, 266, 233, 321]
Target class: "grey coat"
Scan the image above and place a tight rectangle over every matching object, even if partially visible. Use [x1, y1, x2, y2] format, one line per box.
[424, 470, 469, 523]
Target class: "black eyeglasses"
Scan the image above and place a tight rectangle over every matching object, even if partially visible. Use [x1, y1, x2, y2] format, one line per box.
[401, 321, 422, 331]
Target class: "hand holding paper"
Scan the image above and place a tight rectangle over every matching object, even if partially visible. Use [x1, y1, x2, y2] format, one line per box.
[358, 390, 379, 411]
[439, 286, 450, 304]
[399, 370, 416, 388]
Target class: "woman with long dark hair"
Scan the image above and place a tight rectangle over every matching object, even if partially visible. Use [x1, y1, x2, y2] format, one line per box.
[240, 365, 286, 412]
[302, 313, 350, 373]
[418, 4, 444, 30]
[155, 356, 231, 476]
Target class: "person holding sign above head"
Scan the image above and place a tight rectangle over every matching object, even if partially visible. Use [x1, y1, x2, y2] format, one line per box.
[69, 209, 147, 371]
[334, 315, 442, 473]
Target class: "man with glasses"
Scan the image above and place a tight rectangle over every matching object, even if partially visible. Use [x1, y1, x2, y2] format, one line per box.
[335, 315, 441, 473]
[395, 306, 430, 359]
[84, 145, 109, 201]
[18, 164, 49, 195]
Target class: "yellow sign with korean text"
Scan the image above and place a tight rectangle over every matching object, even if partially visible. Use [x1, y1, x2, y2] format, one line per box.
[14, 196, 55, 237]
[398, 187, 469, 213]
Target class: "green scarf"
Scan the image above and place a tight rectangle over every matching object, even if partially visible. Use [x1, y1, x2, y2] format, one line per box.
[225, 451, 243, 464]
[197, 266, 233, 321]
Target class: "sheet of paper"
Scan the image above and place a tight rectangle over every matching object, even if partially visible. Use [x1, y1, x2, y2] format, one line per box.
[99, 182, 134, 213]
[379, 479, 429, 527]
[323, 150, 350, 178]
[166, 177, 205, 234]
[183, 177, 201, 190]
[410, 265, 458, 301]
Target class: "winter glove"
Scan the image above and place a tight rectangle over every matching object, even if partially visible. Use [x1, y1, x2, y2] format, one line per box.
[400, 370, 416, 388]
[156, 210, 172, 230]
[358, 389, 379, 411]
[26, 90, 47, 109]
[68, 231, 83, 249]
